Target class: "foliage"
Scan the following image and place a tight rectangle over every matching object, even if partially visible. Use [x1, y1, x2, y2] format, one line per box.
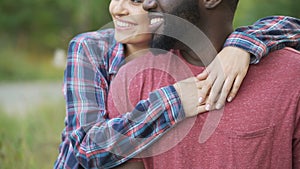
[0, 100, 65, 169]
[234, 0, 300, 27]
[0, 0, 111, 51]
[0, 0, 298, 51]
[0, 47, 64, 82]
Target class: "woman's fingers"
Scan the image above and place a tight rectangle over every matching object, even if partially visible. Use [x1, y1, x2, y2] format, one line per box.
[196, 46, 250, 110]
[197, 71, 217, 104]
[215, 75, 235, 109]
[204, 76, 226, 110]
[197, 69, 209, 80]
[227, 74, 246, 102]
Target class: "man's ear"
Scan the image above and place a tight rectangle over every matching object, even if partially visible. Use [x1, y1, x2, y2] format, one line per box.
[202, 0, 222, 9]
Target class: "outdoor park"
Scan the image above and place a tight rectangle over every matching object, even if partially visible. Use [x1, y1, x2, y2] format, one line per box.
[0, 0, 298, 168]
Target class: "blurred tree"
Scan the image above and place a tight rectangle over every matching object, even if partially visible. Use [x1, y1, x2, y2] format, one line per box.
[0, 0, 111, 53]
[234, 0, 300, 27]
[0, 0, 298, 54]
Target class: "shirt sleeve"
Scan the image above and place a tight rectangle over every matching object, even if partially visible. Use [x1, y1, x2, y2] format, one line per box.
[64, 35, 185, 168]
[224, 16, 300, 64]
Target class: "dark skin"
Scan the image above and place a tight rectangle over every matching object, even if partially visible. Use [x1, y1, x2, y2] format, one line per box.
[143, 0, 251, 111]
[143, 0, 229, 47]
[179, 1, 234, 66]
[114, 0, 237, 168]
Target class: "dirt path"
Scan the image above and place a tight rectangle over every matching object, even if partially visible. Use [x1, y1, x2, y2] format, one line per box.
[0, 81, 64, 115]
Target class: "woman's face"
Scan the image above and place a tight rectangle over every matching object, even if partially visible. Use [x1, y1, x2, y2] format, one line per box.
[110, 0, 152, 45]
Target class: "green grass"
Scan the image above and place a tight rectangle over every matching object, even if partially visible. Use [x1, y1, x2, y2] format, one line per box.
[0, 100, 65, 169]
[0, 47, 64, 82]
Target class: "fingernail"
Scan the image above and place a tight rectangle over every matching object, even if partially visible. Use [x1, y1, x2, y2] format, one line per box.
[227, 97, 233, 102]
[198, 97, 203, 103]
[205, 104, 211, 111]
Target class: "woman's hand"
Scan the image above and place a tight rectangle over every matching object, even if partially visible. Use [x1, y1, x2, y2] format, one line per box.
[174, 77, 207, 117]
[196, 46, 250, 110]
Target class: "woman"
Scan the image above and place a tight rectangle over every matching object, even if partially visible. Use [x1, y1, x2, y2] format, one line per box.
[54, 0, 300, 168]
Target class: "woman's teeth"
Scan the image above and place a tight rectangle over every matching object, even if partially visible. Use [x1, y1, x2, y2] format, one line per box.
[116, 20, 135, 27]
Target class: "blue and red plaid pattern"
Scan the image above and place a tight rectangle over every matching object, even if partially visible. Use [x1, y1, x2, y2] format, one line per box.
[224, 16, 300, 63]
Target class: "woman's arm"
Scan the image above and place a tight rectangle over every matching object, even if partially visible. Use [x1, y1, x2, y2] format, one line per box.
[55, 31, 203, 169]
[197, 16, 300, 110]
[225, 15, 300, 63]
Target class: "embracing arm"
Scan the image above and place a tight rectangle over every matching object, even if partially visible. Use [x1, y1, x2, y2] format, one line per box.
[224, 15, 300, 63]
[197, 15, 300, 109]
[55, 32, 191, 169]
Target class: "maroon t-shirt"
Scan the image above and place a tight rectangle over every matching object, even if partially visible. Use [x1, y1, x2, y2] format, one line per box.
[108, 48, 300, 168]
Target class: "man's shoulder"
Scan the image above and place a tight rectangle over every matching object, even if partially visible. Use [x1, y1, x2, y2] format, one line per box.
[248, 47, 300, 84]
[70, 28, 116, 45]
[283, 47, 300, 55]
[260, 47, 300, 68]
[269, 47, 300, 60]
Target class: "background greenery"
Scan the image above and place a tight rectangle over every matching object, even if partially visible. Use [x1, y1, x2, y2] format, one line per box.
[0, 101, 65, 169]
[0, 0, 298, 168]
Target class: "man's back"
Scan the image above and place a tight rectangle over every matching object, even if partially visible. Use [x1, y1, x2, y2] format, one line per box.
[108, 48, 300, 168]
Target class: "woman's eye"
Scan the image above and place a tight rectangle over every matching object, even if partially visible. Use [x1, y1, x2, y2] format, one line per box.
[131, 0, 143, 3]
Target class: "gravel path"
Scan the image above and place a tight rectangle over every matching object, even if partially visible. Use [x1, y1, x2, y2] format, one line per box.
[0, 81, 64, 115]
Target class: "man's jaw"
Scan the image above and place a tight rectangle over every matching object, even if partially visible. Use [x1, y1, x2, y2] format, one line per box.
[150, 12, 188, 52]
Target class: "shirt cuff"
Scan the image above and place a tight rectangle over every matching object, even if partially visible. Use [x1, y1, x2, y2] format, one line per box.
[151, 85, 185, 125]
[224, 32, 268, 64]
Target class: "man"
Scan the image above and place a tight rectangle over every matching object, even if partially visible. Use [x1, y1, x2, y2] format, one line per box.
[107, 0, 299, 168]
[131, 0, 299, 168]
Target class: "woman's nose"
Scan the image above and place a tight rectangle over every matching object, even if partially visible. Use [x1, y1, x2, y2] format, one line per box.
[143, 0, 158, 11]
[112, 0, 129, 16]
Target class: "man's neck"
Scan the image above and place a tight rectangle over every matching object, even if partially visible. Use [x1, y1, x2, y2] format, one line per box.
[178, 23, 233, 66]
[180, 49, 205, 67]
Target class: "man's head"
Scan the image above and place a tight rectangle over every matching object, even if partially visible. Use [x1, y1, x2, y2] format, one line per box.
[143, 0, 239, 53]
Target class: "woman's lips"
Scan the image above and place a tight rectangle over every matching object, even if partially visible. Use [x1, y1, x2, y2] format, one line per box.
[114, 19, 137, 30]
